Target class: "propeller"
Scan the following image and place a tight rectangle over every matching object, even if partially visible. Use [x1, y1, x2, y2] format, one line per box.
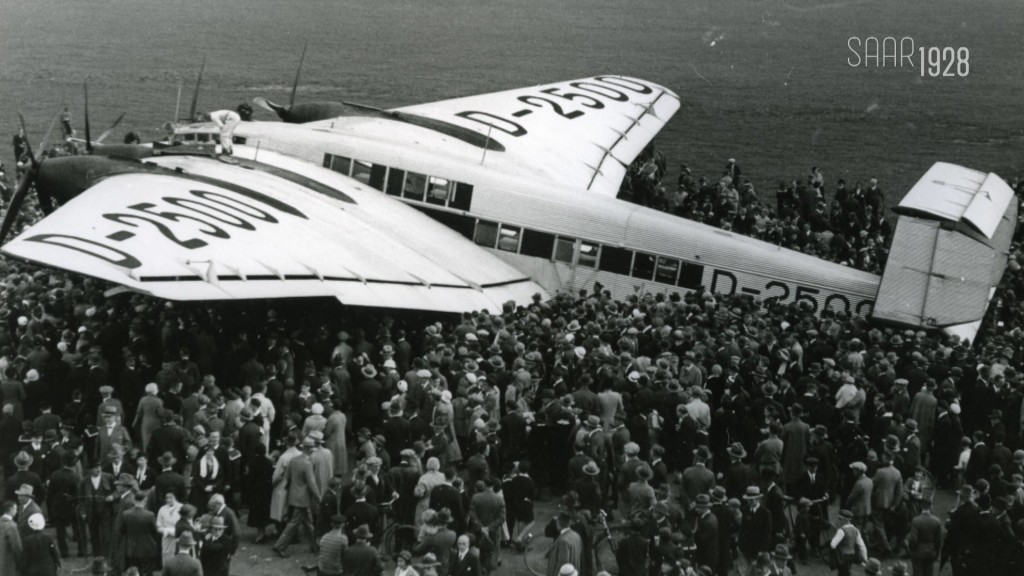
[0, 112, 56, 244]
[84, 83, 92, 153]
[289, 41, 308, 110]
[188, 56, 206, 121]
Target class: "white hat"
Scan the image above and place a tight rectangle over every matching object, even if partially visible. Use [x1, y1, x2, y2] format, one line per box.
[311, 403, 324, 415]
[559, 564, 579, 576]
[416, 369, 432, 379]
[27, 512, 45, 531]
[25, 369, 39, 382]
[17, 316, 27, 326]
[57, 341, 68, 353]
[397, 380, 408, 393]
[465, 373, 478, 384]
[440, 390, 453, 403]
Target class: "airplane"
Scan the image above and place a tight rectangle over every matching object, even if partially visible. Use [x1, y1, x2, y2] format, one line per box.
[236, 69, 1016, 343]
[0, 103, 549, 314]
[2, 72, 1017, 343]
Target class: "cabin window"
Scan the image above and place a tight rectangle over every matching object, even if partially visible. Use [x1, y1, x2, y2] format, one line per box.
[578, 241, 599, 269]
[427, 177, 451, 205]
[369, 165, 387, 191]
[385, 168, 405, 197]
[656, 257, 680, 284]
[631, 252, 656, 280]
[497, 225, 521, 252]
[403, 172, 427, 201]
[415, 206, 476, 239]
[554, 237, 575, 264]
[598, 245, 632, 275]
[474, 220, 499, 248]
[678, 262, 705, 290]
[351, 160, 374, 185]
[328, 155, 351, 176]
[520, 229, 555, 258]
[449, 182, 474, 211]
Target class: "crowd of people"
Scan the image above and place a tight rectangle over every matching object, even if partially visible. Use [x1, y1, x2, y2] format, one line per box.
[1, 136, 1024, 576]
[621, 153, 905, 274]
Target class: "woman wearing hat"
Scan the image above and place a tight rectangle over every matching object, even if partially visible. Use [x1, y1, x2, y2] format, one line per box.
[392, 549, 420, 576]
[20, 512, 60, 576]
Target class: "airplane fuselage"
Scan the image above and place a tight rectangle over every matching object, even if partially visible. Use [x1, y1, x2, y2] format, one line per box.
[234, 120, 881, 316]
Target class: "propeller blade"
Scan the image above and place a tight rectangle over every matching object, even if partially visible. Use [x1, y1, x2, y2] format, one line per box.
[17, 114, 36, 166]
[188, 56, 206, 121]
[289, 41, 308, 110]
[36, 109, 60, 157]
[95, 113, 126, 144]
[84, 82, 93, 153]
[0, 166, 35, 245]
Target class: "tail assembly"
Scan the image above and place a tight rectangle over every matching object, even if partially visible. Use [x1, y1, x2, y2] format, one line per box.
[872, 162, 1018, 344]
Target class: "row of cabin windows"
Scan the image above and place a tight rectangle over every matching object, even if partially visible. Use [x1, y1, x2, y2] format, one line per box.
[323, 154, 473, 211]
[413, 206, 704, 290]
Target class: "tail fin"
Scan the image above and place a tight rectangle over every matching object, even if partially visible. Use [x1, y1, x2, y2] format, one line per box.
[873, 162, 1017, 343]
[289, 41, 308, 109]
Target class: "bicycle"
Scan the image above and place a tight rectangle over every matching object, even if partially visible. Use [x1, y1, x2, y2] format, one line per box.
[593, 509, 630, 576]
[377, 497, 417, 565]
[784, 493, 835, 563]
[522, 531, 554, 576]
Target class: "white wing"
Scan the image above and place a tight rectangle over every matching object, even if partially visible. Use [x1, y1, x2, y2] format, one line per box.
[2, 154, 546, 313]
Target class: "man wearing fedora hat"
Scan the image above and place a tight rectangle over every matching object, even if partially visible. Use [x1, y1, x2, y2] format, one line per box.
[14, 484, 42, 539]
[200, 515, 233, 576]
[5, 451, 44, 503]
[342, 524, 383, 576]
[681, 446, 715, 509]
[163, 532, 202, 576]
[154, 451, 187, 506]
[693, 493, 720, 572]
[739, 486, 773, 564]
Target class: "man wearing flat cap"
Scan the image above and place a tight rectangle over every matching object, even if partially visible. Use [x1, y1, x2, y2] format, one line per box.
[96, 405, 132, 467]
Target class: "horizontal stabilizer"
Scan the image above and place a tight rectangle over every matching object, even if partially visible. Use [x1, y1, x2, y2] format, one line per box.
[874, 163, 1017, 342]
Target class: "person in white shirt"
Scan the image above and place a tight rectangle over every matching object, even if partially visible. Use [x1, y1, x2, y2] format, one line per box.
[204, 110, 241, 155]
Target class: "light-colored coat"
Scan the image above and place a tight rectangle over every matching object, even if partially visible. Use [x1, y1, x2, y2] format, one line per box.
[271, 446, 301, 521]
[0, 515, 21, 576]
[323, 411, 348, 477]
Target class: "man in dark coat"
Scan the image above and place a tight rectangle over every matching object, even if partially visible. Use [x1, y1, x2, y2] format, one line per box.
[382, 403, 412, 466]
[451, 533, 482, 576]
[693, 493, 720, 572]
[201, 516, 235, 576]
[941, 485, 979, 576]
[739, 486, 773, 562]
[119, 490, 160, 576]
[341, 524, 383, 576]
[147, 410, 188, 470]
[615, 517, 649, 576]
[162, 532, 203, 576]
[46, 451, 82, 558]
[153, 452, 187, 505]
[907, 500, 943, 576]
[79, 460, 115, 557]
[429, 468, 466, 535]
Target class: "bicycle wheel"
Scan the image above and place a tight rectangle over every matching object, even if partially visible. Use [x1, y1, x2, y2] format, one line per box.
[522, 533, 552, 576]
[380, 522, 397, 559]
[594, 535, 618, 575]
